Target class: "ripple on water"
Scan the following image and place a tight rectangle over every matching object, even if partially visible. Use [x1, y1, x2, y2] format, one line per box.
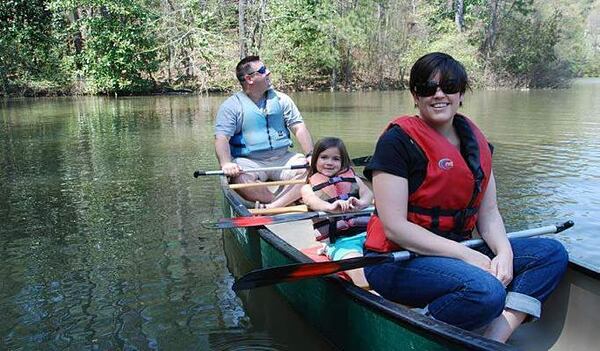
[206, 330, 289, 351]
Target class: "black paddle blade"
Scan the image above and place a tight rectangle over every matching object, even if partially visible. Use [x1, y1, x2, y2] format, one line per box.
[556, 220, 574, 233]
[351, 155, 373, 167]
[232, 254, 393, 291]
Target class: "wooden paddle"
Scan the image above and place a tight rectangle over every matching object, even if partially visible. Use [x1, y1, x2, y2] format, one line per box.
[229, 179, 306, 189]
[210, 206, 375, 229]
[232, 220, 574, 291]
[248, 205, 309, 215]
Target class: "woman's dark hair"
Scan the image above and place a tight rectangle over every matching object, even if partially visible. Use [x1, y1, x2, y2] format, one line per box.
[236, 55, 260, 83]
[409, 52, 469, 96]
[307, 137, 352, 180]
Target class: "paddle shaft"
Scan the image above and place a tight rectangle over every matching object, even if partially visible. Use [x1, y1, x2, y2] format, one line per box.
[389, 222, 574, 261]
[232, 220, 574, 290]
[194, 154, 372, 178]
[194, 163, 308, 177]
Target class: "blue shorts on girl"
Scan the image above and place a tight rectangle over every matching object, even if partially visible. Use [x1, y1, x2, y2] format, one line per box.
[323, 232, 366, 261]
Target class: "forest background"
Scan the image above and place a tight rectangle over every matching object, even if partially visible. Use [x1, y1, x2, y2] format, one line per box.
[1, 0, 599, 96]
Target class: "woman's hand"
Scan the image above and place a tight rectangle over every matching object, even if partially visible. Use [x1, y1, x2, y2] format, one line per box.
[461, 248, 493, 274]
[490, 251, 514, 286]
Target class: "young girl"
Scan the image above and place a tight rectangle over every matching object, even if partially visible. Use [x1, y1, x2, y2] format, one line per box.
[301, 137, 373, 288]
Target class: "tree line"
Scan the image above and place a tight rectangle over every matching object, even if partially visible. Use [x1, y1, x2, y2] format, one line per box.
[1, 0, 599, 96]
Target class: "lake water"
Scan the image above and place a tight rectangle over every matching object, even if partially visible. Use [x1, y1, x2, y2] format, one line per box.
[1, 79, 599, 349]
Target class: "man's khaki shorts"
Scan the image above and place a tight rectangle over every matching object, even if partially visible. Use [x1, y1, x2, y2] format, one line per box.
[233, 151, 307, 181]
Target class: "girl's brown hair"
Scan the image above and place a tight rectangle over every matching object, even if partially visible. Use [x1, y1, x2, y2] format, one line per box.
[307, 137, 352, 181]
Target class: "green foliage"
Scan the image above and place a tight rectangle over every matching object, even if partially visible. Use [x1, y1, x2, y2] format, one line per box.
[0, 0, 70, 95]
[261, 0, 338, 89]
[75, 1, 159, 94]
[489, 10, 572, 88]
[1, 0, 597, 96]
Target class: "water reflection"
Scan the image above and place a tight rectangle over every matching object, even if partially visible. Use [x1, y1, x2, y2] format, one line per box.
[1, 80, 599, 349]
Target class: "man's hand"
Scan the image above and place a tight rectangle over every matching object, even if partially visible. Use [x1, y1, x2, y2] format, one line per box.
[221, 162, 241, 177]
[305, 155, 312, 166]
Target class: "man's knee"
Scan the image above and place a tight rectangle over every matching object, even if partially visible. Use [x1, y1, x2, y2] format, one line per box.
[232, 173, 258, 184]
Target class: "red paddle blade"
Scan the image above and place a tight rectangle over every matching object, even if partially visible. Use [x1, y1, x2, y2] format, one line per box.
[232, 254, 393, 291]
[200, 216, 274, 229]
[209, 212, 318, 229]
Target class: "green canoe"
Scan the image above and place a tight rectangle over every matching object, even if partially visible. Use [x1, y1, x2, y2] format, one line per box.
[220, 176, 600, 351]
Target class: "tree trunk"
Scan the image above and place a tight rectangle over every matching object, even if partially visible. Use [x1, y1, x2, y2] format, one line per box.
[239, 0, 247, 58]
[455, 0, 464, 32]
[331, 34, 337, 91]
[250, 0, 266, 52]
[72, 8, 84, 72]
[482, 0, 500, 60]
[345, 47, 352, 90]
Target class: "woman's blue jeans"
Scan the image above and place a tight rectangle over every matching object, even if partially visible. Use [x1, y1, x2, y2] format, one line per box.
[364, 238, 568, 330]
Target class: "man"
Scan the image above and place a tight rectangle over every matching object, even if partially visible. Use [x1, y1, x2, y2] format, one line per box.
[214, 55, 314, 208]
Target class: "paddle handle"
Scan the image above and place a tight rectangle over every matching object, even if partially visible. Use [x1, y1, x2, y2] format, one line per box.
[248, 204, 308, 215]
[391, 220, 575, 262]
[229, 179, 306, 189]
[193, 164, 308, 177]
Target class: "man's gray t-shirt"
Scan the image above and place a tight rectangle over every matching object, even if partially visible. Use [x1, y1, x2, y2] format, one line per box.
[214, 90, 304, 160]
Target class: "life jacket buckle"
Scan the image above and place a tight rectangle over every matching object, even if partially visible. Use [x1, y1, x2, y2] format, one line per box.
[329, 176, 342, 184]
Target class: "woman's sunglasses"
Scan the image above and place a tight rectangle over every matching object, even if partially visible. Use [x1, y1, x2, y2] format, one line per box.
[415, 80, 461, 97]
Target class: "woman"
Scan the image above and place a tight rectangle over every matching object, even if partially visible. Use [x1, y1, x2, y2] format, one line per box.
[363, 52, 568, 343]
[302, 137, 373, 287]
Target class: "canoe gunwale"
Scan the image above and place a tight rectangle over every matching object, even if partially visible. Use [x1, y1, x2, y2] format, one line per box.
[220, 176, 513, 350]
[568, 260, 600, 280]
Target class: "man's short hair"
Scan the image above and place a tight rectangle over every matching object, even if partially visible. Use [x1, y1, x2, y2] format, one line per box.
[236, 55, 260, 83]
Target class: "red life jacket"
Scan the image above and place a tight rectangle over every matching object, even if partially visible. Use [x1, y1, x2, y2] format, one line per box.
[365, 115, 492, 253]
[309, 168, 370, 242]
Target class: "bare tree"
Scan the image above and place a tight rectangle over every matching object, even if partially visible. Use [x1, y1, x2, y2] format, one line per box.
[239, 0, 247, 58]
[455, 0, 464, 32]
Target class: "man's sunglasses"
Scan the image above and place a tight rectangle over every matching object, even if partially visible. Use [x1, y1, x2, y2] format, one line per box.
[248, 65, 268, 76]
[415, 80, 461, 97]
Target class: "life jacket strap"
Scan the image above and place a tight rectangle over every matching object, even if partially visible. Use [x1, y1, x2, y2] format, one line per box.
[311, 177, 356, 192]
[408, 205, 478, 232]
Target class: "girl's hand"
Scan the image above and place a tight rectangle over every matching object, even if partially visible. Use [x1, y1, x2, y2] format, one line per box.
[490, 252, 514, 286]
[328, 200, 354, 213]
[348, 197, 369, 210]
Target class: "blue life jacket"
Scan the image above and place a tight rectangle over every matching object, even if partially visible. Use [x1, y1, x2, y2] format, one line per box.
[229, 90, 292, 157]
